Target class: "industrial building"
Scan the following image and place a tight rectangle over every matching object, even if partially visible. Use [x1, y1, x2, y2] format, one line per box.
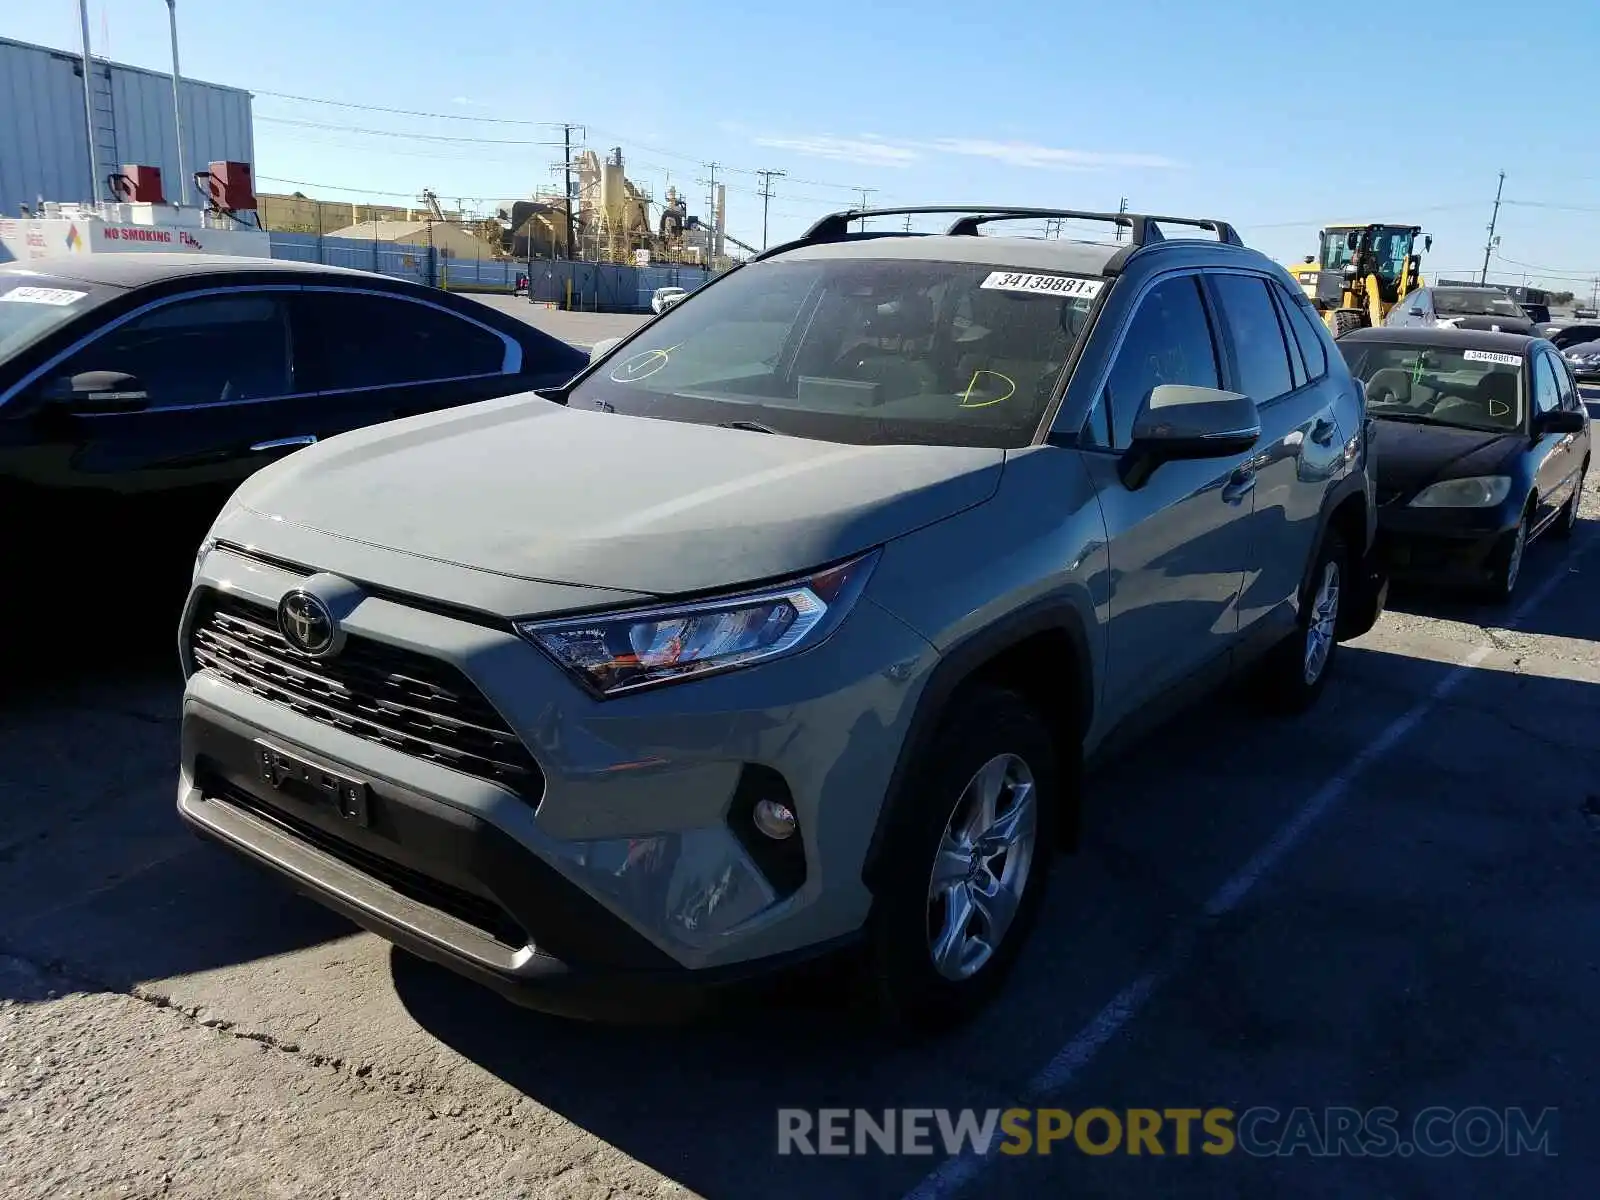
[0, 35, 254, 217]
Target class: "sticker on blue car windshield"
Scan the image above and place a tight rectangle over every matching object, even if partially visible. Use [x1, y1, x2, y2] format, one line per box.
[1462, 350, 1521, 366]
[0, 286, 87, 306]
[980, 271, 1104, 299]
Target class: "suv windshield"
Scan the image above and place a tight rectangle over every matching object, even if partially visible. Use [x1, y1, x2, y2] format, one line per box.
[565, 257, 1099, 447]
[1433, 288, 1522, 318]
[0, 274, 100, 360]
[1338, 342, 1523, 432]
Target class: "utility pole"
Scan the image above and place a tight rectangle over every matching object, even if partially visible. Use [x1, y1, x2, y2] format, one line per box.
[754, 168, 785, 250]
[77, 0, 99, 203]
[1479, 170, 1505, 284]
[699, 161, 721, 266]
[1115, 196, 1129, 242]
[560, 123, 581, 261]
[853, 187, 876, 232]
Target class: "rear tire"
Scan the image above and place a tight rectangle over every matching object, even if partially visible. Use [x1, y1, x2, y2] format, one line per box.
[864, 687, 1061, 1035]
[1331, 308, 1365, 339]
[1253, 530, 1348, 715]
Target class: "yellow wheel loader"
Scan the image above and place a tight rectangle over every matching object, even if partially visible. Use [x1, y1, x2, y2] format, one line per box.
[1285, 223, 1431, 338]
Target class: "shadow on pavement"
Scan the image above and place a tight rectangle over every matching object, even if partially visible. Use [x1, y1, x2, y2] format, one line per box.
[390, 630, 1599, 1200]
[1381, 517, 1595, 644]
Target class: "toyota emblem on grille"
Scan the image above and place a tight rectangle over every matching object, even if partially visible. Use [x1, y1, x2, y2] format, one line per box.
[277, 590, 337, 657]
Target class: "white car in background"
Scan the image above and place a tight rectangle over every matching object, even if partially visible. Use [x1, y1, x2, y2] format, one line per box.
[651, 286, 688, 315]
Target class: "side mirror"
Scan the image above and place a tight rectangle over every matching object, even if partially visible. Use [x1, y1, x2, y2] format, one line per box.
[1346, 231, 1360, 250]
[1425, 235, 1433, 252]
[1535, 409, 1585, 435]
[41, 370, 149, 412]
[1303, 255, 1315, 264]
[1408, 307, 1424, 317]
[1120, 384, 1261, 489]
[589, 337, 623, 364]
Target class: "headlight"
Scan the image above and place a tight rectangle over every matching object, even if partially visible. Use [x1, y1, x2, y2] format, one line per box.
[1409, 476, 1513, 508]
[193, 536, 217, 582]
[518, 550, 880, 697]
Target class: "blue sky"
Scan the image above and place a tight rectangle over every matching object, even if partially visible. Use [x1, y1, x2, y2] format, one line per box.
[9, 0, 1600, 296]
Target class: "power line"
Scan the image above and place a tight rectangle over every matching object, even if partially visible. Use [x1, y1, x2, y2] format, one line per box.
[253, 88, 565, 126]
[255, 115, 566, 146]
[255, 173, 417, 198]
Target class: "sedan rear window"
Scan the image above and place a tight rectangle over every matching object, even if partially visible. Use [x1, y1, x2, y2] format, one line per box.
[566, 258, 1101, 447]
[0, 275, 101, 359]
[1339, 342, 1523, 432]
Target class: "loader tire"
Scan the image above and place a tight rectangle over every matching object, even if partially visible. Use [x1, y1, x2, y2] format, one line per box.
[1331, 308, 1366, 339]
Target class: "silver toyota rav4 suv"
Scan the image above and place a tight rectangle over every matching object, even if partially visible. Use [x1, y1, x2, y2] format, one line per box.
[178, 206, 1385, 1030]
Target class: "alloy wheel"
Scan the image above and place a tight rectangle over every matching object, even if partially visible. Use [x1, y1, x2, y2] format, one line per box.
[926, 753, 1038, 982]
[1303, 559, 1341, 685]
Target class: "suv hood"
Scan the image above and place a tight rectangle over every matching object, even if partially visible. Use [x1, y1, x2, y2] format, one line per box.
[234, 395, 1004, 596]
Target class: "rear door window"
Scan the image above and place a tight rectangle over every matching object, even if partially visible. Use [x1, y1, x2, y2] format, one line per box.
[1277, 285, 1329, 381]
[1209, 274, 1294, 403]
[49, 291, 292, 408]
[297, 291, 507, 391]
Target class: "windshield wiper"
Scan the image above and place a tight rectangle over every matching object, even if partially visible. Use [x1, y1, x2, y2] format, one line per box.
[1371, 411, 1446, 425]
[718, 419, 780, 434]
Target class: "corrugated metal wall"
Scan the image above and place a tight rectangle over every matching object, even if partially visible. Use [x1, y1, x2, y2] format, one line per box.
[0, 36, 253, 215]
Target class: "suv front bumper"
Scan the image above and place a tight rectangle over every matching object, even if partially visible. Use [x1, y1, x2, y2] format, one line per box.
[178, 544, 937, 1015]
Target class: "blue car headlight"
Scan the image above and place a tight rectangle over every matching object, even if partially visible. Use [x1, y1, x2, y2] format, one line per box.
[518, 550, 880, 697]
[1409, 476, 1513, 509]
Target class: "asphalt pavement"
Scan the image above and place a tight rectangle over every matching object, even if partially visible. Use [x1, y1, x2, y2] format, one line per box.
[1, 352, 1596, 1200]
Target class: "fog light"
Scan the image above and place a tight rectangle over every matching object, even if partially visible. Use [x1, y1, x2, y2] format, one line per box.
[752, 799, 797, 840]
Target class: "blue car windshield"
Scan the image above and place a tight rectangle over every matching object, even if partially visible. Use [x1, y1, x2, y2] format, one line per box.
[0, 274, 100, 360]
[1339, 343, 1523, 432]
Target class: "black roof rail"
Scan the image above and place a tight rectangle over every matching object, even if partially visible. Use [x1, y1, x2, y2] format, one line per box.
[756, 205, 1241, 260]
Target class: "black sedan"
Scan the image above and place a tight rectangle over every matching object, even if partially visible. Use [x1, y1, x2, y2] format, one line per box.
[0, 254, 587, 640]
[1337, 326, 1590, 600]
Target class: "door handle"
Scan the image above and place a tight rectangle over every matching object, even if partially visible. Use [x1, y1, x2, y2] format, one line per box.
[250, 435, 317, 452]
[1222, 468, 1256, 505]
[1311, 417, 1337, 446]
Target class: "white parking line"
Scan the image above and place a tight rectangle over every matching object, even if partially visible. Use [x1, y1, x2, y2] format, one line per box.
[903, 547, 1588, 1200]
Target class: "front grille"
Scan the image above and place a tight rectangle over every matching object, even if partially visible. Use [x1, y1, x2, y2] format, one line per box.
[208, 778, 528, 949]
[190, 592, 542, 795]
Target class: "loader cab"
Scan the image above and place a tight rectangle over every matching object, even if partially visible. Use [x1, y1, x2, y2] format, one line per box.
[1314, 223, 1429, 311]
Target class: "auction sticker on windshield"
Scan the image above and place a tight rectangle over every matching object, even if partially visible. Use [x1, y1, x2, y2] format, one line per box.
[1463, 350, 1521, 366]
[981, 272, 1104, 299]
[0, 287, 88, 306]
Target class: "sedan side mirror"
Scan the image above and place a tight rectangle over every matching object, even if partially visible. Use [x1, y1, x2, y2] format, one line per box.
[1408, 307, 1425, 317]
[1535, 409, 1585, 435]
[589, 337, 623, 364]
[42, 370, 149, 412]
[1120, 384, 1261, 489]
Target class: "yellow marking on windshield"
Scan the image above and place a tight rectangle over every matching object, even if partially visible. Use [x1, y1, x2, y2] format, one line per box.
[959, 370, 1016, 409]
[609, 344, 682, 384]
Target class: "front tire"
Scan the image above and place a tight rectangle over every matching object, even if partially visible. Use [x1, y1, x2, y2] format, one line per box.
[865, 687, 1061, 1034]
[1551, 461, 1586, 541]
[1253, 529, 1347, 715]
[1486, 506, 1531, 602]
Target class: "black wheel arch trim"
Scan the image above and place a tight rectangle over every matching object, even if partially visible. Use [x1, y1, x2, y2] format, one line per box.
[860, 594, 1094, 894]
